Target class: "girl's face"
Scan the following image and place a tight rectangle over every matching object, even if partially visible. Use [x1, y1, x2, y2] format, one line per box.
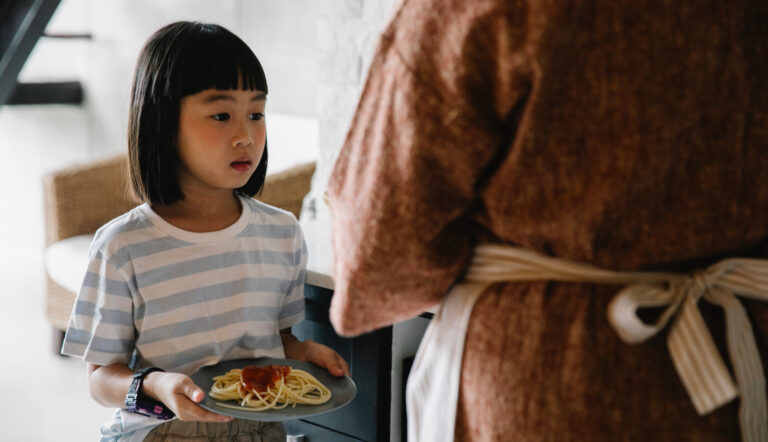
[176, 88, 267, 198]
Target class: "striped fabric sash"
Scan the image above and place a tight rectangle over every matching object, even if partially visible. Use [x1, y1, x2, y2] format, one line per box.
[465, 244, 768, 442]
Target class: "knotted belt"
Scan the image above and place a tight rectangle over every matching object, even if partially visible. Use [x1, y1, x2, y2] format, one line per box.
[406, 244, 768, 442]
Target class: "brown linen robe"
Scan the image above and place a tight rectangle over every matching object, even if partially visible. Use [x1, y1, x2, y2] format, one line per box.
[327, 0, 768, 440]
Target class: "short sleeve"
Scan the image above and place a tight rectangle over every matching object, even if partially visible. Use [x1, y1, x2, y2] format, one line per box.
[61, 246, 135, 365]
[278, 224, 307, 330]
[328, 0, 530, 335]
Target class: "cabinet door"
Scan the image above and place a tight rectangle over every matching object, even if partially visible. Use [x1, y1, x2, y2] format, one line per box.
[291, 283, 391, 441]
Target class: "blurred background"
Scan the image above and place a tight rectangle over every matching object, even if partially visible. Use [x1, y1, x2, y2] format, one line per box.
[0, 0, 396, 440]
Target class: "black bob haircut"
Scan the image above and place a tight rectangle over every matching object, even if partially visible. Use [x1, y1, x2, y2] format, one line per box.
[128, 21, 269, 205]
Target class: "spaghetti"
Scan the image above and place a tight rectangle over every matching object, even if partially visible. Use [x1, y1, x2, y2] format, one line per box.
[209, 364, 332, 411]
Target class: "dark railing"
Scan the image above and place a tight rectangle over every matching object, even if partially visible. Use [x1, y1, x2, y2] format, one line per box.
[0, 0, 65, 105]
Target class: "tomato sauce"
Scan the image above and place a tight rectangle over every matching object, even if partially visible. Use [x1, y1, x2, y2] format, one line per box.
[240, 365, 291, 392]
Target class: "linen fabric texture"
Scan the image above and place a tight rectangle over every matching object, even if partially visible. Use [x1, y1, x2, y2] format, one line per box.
[143, 418, 285, 442]
[61, 195, 307, 441]
[327, 0, 768, 440]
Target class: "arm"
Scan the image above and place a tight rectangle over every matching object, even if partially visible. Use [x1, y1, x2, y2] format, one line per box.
[69, 244, 229, 421]
[276, 219, 349, 375]
[86, 363, 232, 422]
[280, 329, 349, 377]
[328, 1, 528, 336]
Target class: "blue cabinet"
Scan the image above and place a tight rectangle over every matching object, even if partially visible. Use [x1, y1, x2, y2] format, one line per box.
[286, 283, 392, 441]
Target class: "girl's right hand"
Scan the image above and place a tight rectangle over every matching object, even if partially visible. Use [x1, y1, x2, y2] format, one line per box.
[143, 371, 233, 422]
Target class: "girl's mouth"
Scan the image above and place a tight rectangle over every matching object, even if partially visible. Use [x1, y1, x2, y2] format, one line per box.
[230, 160, 252, 172]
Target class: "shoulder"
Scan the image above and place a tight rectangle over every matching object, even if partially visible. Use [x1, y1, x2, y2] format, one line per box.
[241, 197, 305, 245]
[393, 0, 518, 41]
[386, 0, 528, 115]
[90, 205, 156, 258]
[243, 196, 300, 226]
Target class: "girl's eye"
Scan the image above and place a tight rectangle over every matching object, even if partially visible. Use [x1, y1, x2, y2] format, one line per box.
[212, 113, 230, 121]
[250, 113, 265, 121]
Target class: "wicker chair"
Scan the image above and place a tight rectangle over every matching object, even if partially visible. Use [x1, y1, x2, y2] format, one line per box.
[43, 154, 315, 353]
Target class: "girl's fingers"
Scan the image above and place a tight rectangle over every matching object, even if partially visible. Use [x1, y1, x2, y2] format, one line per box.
[174, 394, 232, 422]
[194, 407, 232, 422]
[326, 351, 348, 377]
[186, 384, 204, 402]
[177, 377, 231, 421]
[149, 373, 230, 423]
[305, 340, 350, 377]
[175, 375, 205, 402]
[337, 354, 350, 377]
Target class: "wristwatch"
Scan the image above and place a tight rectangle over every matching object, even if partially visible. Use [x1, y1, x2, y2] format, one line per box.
[125, 367, 175, 420]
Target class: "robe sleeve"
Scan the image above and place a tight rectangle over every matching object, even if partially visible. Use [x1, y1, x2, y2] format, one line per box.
[328, 0, 531, 336]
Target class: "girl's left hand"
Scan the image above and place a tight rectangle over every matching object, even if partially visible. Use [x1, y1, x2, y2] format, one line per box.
[281, 331, 350, 377]
[302, 339, 350, 377]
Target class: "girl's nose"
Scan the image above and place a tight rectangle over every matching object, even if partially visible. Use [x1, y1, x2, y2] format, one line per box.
[232, 119, 253, 148]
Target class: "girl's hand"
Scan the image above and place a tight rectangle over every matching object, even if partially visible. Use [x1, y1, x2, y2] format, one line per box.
[302, 340, 350, 378]
[281, 331, 350, 377]
[143, 371, 232, 422]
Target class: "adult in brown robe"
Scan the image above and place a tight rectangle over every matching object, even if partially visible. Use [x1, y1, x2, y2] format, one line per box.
[327, 0, 768, 440]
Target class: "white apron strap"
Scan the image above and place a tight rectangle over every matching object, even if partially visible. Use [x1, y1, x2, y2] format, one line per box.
[406, 282, 488, 442]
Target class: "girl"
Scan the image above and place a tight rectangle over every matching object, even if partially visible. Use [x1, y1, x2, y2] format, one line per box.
[61, 21, 348, 441]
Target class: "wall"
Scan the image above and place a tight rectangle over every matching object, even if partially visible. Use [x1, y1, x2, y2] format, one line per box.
[2, 1, 323, 294]
[16, 0, 399, 254]
[13, 0, 322, 172]
[298, 2, 429, 442]
[299, 0, 397, 278]
[85, 0, 320, 172]
[301, 0, 396, 226]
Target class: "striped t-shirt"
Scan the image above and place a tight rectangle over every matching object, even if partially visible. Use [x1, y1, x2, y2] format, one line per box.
[61, 195, 306, 440]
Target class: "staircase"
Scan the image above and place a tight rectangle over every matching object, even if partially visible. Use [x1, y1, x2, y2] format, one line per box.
[0, 0, 85, 106]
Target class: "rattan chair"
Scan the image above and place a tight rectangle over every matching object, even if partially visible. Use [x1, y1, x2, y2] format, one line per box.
[43, 154, 315, 353]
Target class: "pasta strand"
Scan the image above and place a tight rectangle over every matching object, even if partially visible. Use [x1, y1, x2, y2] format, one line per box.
[209, 366, 332, 411]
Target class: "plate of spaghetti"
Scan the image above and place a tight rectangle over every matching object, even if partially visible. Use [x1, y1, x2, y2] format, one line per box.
[190, 357, 356, 421]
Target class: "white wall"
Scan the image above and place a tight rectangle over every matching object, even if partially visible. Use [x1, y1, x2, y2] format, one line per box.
[240, 0, 320, 117]
[84, 0, 320, 171]
[294, 2, 429, 441]
[15, 0, 322, 167]
[301, 0, 397, 226]
[300, 0, 397, 277]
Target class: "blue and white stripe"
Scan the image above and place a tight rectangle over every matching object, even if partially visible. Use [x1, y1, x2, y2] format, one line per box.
[61, 196, 307, 378]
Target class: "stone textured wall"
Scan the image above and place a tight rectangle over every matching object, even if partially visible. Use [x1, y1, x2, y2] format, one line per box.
[300, 6, 416, 441]
[302, 0, 397, 223]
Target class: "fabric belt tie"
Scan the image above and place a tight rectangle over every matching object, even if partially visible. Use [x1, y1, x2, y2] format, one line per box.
[406, 244, 768, 442]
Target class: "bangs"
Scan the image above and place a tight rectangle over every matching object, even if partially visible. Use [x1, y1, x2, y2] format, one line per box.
[129, 21, 270, 205]
[151, 23, 268, 102]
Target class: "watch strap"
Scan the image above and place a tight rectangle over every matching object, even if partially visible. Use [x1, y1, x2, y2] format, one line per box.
[125, 367, 175, 420]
